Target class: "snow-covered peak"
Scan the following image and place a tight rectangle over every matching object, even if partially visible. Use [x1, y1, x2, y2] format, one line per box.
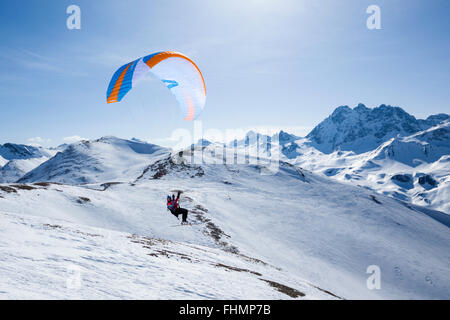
[0, 143, 52, 160]
[191, 138, 213, 148]
[278, 130, 300, 144]
[94, 136, 166, 155]
[422, 114, 450, 128]
[306, 104, 449, 154]
[18, 137, 170, 184]
[50, 143, 69, 153]
[353, 103, 370, 113]
[286, 120, 450, 213]
[0, 143, 57, 183]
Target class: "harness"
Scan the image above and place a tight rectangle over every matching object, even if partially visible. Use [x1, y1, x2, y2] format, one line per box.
[167, 199, 179, 213]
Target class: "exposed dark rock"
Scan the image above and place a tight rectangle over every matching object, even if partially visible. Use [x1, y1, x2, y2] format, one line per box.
[259, 279, 305, 298]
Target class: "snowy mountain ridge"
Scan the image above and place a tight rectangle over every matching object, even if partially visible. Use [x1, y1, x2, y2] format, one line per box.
[0, 142, 53, 160]
[0, 105, 449, 299]
[306, 103, 449, 154]
[288, 119, 449, 213]
[17, 136, 170, 185]
[0, 143, 56, 183]
[1, 104, 448, 213]
[217, 105, 449, 213]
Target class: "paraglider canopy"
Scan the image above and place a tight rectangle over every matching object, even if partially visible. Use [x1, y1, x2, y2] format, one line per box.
[107, 51, 206, 121]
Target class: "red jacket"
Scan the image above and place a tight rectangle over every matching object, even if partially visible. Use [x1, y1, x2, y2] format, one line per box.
[167, 197, 179, 213]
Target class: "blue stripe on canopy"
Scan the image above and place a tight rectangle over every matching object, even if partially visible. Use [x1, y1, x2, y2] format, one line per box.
[106, 63, 129, 99]
[162, 79, 179, 89]
[117, 59, 139, 102]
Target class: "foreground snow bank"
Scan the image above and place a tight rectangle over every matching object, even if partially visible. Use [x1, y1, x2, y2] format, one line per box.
[0, 211, 334, 299]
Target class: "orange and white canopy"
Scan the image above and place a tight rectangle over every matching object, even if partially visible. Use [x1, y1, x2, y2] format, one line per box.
[107, 51, 206, 121]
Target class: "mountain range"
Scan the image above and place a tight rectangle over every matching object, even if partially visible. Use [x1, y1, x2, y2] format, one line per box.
[216, 104, 449, 213]
[306, 103, 449, 154]
[1, 104, 448, 213]
[0, 104, 449, 299]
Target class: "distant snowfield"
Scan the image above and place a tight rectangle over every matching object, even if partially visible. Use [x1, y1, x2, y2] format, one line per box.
[0, 149, 449, 299]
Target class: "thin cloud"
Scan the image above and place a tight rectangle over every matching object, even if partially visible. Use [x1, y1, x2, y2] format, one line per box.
[0, 48, 87, 76]
[28, 136, 51, 147]
[62, 135, 87, 144]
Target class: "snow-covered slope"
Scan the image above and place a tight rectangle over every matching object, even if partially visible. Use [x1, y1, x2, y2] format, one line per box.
[0, 211, 332, 299]
[0, 143, 56, 183]
[1, 147, 449, 299]
[0, 143, 52, 160]
[306, 104, 449, 154]
[18, 137, 170, 185]
[220, 105, 448, 214]
[1, 103, 448, 299]
[0, 155, 7, 167]
[279, 121, 450, 213]
[0, 157, 49, 183]
[370, 121, 450, 166]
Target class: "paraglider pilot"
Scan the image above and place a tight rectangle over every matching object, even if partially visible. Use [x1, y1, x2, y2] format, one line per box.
[167, 191, 189, 224]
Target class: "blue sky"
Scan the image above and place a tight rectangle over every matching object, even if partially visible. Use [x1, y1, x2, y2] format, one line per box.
[0, 0, 449, 146]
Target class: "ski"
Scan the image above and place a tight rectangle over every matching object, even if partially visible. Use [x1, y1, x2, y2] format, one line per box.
[169, 222, 202, 227]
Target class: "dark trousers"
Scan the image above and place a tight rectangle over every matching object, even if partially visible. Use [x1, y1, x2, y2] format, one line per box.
[174, 208, 188, 222]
